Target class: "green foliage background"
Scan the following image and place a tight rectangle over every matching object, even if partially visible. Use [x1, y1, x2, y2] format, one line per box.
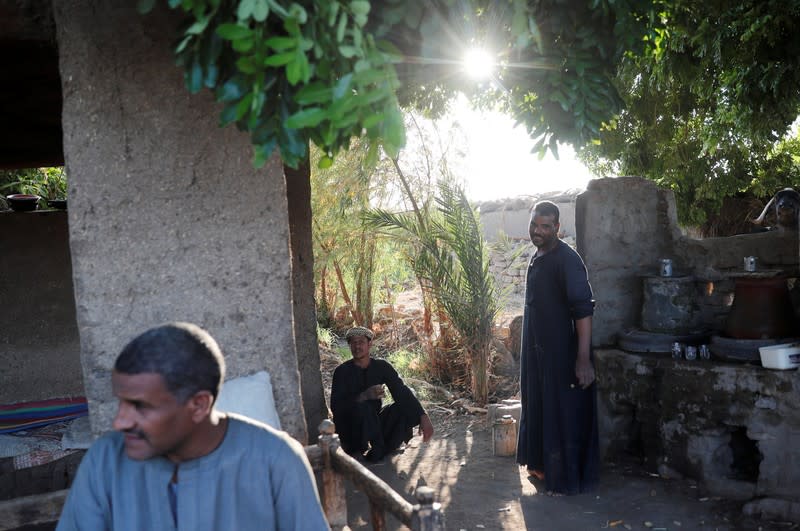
[0, 168, 68, 208]
[578, 0, 800, 225]
[142, 0, 800, 224]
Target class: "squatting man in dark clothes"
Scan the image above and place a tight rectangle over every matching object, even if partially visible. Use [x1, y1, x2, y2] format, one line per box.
[330, 326, 434, 462]
[516, 200, 600, 495]
[57, 322, 329, 531]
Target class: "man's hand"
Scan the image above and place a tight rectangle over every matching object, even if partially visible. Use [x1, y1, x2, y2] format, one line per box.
[358, 384, 385, 401]
[418, 414, 434, 442]
[575, 358, 595, 389]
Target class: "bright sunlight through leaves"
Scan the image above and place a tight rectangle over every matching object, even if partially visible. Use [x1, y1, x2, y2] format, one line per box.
[462, 48, 494, 80]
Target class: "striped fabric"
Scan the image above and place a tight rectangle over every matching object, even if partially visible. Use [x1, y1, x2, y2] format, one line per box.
[0, 397, 88, 434]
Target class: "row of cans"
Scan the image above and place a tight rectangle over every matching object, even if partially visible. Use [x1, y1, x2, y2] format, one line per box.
[671, 342, 711, 360]
[660, 257, 757, 276]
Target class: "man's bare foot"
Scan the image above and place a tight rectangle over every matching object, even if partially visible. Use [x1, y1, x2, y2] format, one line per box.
[527, 469, 545, 481]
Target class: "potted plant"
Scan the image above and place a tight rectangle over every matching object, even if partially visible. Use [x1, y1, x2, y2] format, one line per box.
[0, 167, 67, 211]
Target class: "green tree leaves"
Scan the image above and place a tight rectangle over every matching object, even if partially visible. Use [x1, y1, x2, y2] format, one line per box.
[139, 0, 659, 169]
[139, 0, 405, 169]
[139, 0, 800, 202]
[578, 0, 800, 225]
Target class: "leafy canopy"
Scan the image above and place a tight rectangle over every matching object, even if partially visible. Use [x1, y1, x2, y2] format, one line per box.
[139, 0, 800, 223]
[139, 0, 407, 169]
[578, 0, 800, 224]
[138, 0, 661, 168]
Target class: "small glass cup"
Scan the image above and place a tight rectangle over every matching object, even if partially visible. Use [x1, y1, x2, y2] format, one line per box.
[685, 345, 697, 360]
[671, 342, 683, 360]
[660, 259, 673, 277]
[699, 344, 711, 360]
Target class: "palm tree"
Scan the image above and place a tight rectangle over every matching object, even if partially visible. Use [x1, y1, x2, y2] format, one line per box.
[365, 180, 498, 405]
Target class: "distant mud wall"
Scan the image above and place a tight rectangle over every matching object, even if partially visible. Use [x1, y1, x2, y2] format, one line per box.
[479, 195, 577, 243]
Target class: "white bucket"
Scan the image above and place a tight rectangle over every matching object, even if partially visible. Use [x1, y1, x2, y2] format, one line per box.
[758, 342, 800, 370]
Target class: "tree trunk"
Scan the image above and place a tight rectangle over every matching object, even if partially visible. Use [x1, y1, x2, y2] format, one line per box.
[467, 339, 489, 406]
[284, 159, 327, 439]
[333, 258, 363, 325]
[356, 234, 375, 329]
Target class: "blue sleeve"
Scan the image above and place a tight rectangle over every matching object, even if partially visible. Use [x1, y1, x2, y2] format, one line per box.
[270, 437, 330, 531]
[563, 249, 594, 320]
[56, 441, 112, 531]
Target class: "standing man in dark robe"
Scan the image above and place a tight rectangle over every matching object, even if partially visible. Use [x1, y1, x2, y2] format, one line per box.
[516, 200, 599, 495]
[331, 327, 434, 462]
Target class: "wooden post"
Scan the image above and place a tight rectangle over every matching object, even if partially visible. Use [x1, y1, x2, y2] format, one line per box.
[318, 419, 349, 530]
[330, 448, 414, 524]
[369, 499, 386, 531]
[411, 486, 444, 531]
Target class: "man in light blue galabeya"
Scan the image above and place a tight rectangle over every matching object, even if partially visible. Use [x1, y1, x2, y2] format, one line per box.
[57, 322, 329, 531]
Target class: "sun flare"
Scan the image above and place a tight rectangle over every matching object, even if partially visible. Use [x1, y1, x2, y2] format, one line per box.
[462, 48, 494, 80]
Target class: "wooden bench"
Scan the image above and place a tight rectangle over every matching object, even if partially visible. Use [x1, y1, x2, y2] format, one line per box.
[0, 420, 444, 530]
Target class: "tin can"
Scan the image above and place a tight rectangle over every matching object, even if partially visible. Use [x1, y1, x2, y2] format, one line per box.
[660, 258, 673, 277]
[685, 345, 697, 360]
[492, 415, 517, 457]
[699, 344, 711, 360]
[671, 342, 683, 359]
[744, 256, 757, 272]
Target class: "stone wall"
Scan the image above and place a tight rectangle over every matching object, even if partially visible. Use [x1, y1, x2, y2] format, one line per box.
[577, 177, 798, 345]
[488, 235, 577, 299]
[0, 210, 83, 403]
[488, 239, 531, 298]
[580, 177, 800, 522]
[597, 349, 800, 522]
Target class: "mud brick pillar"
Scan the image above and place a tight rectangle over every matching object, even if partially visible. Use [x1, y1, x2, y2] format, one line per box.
[53, 2, 307, 442]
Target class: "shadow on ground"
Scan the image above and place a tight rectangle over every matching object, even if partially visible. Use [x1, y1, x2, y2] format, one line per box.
[344, 411, 778, 531]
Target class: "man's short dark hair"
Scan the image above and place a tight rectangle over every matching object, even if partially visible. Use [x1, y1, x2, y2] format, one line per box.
[533, 200, 560, 224]
[115, 322, 225, 403]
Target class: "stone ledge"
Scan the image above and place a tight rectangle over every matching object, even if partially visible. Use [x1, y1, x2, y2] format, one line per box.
[596, 348, 800, 516]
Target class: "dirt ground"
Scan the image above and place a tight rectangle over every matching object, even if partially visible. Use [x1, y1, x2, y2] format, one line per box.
[320, 348, 786, 531]
[325, 289, 794, 531]
[341, 409, 785, 531]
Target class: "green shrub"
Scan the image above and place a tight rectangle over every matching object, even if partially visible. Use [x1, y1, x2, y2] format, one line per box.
[387, 348, 426, 380]
[316, 324, 335, 349]
[0, 167, 67, 200]
[334, 345, 350, 361]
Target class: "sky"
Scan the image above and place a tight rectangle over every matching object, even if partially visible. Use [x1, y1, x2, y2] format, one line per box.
[446, 96, 596, 201]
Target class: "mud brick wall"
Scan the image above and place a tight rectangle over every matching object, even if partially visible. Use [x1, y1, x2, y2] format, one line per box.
[488, 237, 577, 299]
[596, 348, 800, 522]
[577, 177, 799, 346]
[0, 211, 84, 404]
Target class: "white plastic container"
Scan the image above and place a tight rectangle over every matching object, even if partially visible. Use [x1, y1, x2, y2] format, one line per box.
[758, 342, 800, 370]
